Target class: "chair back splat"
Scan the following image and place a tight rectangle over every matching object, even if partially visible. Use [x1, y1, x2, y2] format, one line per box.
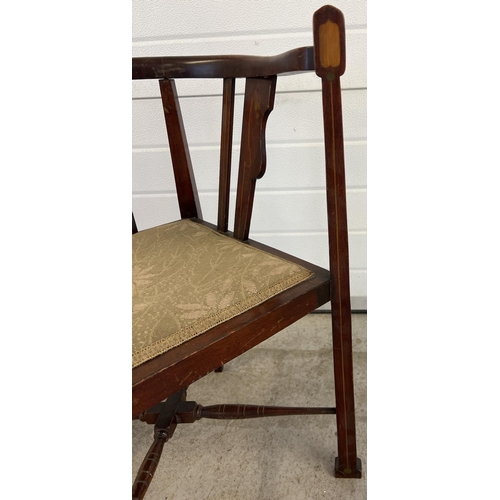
[132, 6, 362, 497]
[233, 75, 277, 240]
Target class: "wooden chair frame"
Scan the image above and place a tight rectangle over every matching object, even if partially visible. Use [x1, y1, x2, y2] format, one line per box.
[132, 5, 361, 498]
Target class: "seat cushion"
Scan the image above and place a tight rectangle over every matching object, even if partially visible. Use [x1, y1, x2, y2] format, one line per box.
[132, 219, 313, 368]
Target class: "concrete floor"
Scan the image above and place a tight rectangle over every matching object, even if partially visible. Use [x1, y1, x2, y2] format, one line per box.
[132, 313, 367, 499]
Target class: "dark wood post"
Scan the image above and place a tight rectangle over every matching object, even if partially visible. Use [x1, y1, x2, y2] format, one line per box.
[313, 4, 362, 478]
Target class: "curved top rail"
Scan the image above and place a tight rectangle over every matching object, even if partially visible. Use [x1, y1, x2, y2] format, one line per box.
[132, 46, 314, 80]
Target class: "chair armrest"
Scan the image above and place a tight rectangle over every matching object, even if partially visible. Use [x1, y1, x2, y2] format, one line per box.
[132, 46, 314, 80]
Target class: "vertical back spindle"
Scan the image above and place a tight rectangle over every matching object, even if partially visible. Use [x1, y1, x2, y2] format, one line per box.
[159, 79, 202, 220]
[217, 78, 236, 232]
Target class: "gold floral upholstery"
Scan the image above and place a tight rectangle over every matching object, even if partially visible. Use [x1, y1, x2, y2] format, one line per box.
[132, 219, 313, 368]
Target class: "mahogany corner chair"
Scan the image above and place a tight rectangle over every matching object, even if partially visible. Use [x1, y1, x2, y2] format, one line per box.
[132, 5, 362, 498]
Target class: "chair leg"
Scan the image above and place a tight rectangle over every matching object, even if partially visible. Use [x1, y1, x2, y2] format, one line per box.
[133, 390, 186, 499]
[331, 312, 362, 478]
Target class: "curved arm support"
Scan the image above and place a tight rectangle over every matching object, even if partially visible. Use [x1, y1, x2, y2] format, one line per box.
[133, 46, 314, 80]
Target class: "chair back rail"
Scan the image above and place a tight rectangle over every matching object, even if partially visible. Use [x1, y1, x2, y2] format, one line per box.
[132, 46, 314, 80]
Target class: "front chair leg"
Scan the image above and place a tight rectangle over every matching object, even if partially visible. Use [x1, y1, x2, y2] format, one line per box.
[313, 5, 362, 478]
[132, 389, 187, 499]
[332, 310, 362, 478]
[132, 431, 169, 500]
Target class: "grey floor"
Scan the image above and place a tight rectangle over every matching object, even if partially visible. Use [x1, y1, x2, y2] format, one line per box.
[132, 313, 367, 500]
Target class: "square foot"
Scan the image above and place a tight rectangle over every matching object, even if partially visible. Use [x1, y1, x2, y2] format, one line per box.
[334, 457, 362, 478]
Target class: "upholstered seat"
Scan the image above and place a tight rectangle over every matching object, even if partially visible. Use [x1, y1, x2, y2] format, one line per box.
[132, 219, 313, 368]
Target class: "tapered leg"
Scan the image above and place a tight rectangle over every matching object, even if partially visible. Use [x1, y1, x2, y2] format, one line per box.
[312, 4, 362, 475]
[331, 311, 362, 478]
